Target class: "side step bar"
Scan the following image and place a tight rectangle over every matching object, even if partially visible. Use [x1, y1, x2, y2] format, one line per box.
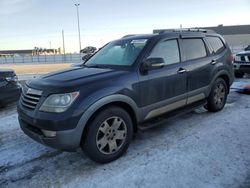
[138, 100, 207, 131]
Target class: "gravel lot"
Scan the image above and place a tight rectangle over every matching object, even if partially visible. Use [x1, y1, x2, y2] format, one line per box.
[0, 81, 250, 188]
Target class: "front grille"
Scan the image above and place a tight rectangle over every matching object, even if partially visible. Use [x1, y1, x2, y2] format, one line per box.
[21, 86, 42, 110]
[239, 55, 250, 62]
[240, 65, 250, 69]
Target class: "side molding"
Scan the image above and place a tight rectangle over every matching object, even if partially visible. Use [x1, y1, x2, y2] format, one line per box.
[145, 99, 186, 120]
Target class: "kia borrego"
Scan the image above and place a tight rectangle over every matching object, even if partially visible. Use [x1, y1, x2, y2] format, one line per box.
[18, 29, 234, 163]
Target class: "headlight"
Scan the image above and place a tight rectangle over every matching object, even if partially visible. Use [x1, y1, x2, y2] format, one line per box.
[40, 92, 79, 113]
[234, 56, 241, 62]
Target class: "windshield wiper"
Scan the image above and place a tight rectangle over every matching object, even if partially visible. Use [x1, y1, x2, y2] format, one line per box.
[87, 64, 110, 69]
[80, 64, 89, 68]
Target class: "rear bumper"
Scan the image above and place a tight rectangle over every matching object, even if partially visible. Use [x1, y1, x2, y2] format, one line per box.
[0, 83, 22, 105]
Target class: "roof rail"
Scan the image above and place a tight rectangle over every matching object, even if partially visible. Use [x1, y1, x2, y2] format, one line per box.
[158, 28, 214, 34]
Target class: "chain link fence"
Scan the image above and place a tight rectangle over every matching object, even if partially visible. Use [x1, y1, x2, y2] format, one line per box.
[0, 54, 83, 64]
[0, 46, 246, 64]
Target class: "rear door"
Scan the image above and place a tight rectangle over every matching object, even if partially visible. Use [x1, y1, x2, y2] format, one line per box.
[205, 35, 229, 69]
[180, 37, 214, 104]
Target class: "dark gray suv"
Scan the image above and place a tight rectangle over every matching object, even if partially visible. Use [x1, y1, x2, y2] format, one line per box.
[18, 29, 234, 163]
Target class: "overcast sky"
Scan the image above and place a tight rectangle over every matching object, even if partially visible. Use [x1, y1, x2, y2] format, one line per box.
[0, 0, 250, 53]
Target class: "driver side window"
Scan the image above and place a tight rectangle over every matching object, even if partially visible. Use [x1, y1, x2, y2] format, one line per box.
[149, 39, 180, 65]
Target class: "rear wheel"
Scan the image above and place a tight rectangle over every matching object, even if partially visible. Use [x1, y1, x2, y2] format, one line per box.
[206, 78, 228, 112]
[81, 106, 133, 163]
[235, 73, 244, 78]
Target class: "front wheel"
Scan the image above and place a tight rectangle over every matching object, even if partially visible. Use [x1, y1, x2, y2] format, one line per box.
[81, 106, 133, 163]
[206, 78, 228, 112]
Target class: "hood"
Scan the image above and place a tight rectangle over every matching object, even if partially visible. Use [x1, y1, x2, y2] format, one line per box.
[27, 67, 126, 91]
[237, 50, 250, 56]
[0, 69, 15, 78]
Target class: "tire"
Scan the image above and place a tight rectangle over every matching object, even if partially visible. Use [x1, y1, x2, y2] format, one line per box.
[235, 73, 244, 78]
[81, 106, 133, 163]
[206, 78, 228, 112]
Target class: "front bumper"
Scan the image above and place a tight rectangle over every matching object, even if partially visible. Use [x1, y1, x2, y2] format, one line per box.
[234, 61, 250, 74]
[18, 103, 85, 150]
[0, 83, 22, 105]
[19, 117, 82, 150]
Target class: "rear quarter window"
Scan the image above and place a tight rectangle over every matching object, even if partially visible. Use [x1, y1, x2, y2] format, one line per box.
[206, 36, 226, 54]
[182, 38, 207, 61]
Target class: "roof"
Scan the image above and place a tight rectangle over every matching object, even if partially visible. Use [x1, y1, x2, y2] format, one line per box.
[122, 31, 208, 40]
[154, 25, 250, 36]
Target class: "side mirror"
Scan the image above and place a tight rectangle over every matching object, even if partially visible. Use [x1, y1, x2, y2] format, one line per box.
[142, 57, 165, 71]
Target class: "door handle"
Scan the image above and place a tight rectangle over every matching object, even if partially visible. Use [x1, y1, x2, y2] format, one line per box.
[211, 60, 217, 65]
[178, 68, 187, 74]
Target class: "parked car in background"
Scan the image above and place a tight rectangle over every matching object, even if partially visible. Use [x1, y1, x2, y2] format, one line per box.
[80, 46, 97, 54]
[244, 44, 250, 51]
[71, 46, 98, 67]
[18, 29, 234, 163]
[0, 69, 22, 106]
[234, 44, 250, 78]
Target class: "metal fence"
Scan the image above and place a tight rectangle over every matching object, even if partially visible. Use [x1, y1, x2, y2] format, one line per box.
[0, 53, 83, 64]
[0, 46, 246, 65]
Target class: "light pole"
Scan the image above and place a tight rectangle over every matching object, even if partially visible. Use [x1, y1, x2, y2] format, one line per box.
[75, 3, 82, 53]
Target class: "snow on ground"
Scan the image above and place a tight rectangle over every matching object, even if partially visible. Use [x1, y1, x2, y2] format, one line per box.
[0, 88, 250, 188]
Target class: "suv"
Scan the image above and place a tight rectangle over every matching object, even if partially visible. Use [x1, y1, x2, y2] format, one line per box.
[234, 44, 250, 78]
[18, 30, 234, 163]
[0, 69, 21, 106]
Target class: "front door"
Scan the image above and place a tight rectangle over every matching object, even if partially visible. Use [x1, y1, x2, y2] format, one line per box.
[139, 38, 188, 120]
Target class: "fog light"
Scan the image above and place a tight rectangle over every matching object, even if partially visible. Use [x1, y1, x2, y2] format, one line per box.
[42, 130, 57, 137]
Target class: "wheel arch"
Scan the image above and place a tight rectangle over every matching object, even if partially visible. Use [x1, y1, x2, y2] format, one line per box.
[76, 95, 140, 147]
[211, 70, 232, 94]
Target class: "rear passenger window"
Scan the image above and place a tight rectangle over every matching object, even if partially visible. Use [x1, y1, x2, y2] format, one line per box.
[149, 39, 180, 65]
[182, 39, 207, 61]
[206, 36, 225, 54]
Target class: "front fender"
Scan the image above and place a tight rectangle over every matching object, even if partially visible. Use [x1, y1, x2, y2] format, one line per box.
[72, 94, 140, 148]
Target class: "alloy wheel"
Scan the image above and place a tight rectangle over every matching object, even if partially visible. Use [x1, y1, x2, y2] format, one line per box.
[96, 116, 127, 155]
[213, 83, 226, 106]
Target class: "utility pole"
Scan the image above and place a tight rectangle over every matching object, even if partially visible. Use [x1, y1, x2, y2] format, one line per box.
[75, 3, 82, 53]
[62, 30, 66, 55]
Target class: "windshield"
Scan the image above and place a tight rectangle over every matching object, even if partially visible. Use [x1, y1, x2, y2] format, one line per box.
[245, 45, 250, 51]
[85, 38, 148, 67]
